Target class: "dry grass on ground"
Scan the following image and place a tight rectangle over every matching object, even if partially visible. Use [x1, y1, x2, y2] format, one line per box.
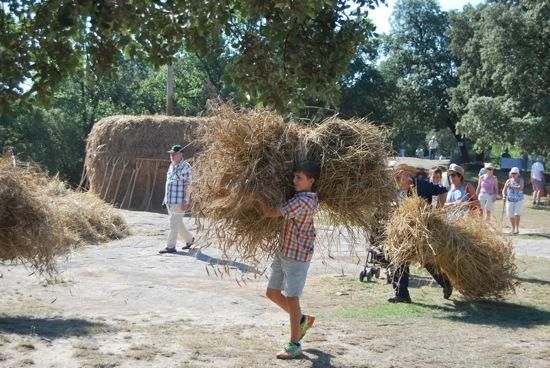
[0, 157, 129, 275]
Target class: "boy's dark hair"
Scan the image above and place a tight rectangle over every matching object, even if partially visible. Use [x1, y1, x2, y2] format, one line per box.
[294, 161, 320, 182]
[430, 167, 442, 176]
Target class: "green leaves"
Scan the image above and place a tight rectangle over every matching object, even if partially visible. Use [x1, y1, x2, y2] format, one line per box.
[450, 0, 550, 156]
[1, 0, 383, 114]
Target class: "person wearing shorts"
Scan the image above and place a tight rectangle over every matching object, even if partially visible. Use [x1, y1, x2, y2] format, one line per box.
[531, 156, 545, 206]
[503, 167, 524, 235]
[259, 161, 320, 359]
[476, 163, 499, 221]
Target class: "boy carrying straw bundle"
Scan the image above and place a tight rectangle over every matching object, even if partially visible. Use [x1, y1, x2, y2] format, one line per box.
[259, 161, 320, 359]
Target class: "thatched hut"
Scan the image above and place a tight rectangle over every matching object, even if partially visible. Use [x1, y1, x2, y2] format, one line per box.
[84, 115, 207, 211]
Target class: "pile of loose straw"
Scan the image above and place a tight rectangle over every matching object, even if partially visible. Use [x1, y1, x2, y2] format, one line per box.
[191, 105, 394, 266]
[384, 196, 517, 298]
[0, 157, 129, 275]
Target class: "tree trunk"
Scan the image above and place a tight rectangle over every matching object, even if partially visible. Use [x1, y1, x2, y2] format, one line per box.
[446, 119, 470, 163]
[166, 64, 174, 116]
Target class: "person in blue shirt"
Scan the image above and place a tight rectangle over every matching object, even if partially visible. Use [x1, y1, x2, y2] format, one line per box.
[389, 164, 453, 303]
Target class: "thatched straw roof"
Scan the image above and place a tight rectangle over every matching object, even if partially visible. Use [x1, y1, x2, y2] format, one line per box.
[0, 156, 128, 275]
[84, 115, 207, 211]
[191, 105, 395, 267]
[384, 196, 517, 298]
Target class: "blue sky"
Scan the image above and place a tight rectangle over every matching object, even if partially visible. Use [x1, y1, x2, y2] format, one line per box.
[369, 0, 485, 34]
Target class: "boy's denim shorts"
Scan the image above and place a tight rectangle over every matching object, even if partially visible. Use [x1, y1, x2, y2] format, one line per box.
[267, 252, 310, 297]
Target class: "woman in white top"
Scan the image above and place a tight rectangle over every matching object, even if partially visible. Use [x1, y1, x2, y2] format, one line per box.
[502, 167, 524, 235]
[476, 163, 499, 221]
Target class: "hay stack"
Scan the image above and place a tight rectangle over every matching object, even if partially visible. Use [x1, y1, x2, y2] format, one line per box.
[384, 196, 516, 298]
[308, 116, 395, 228]
[0, 157, 128, 275]
[192, 107, 303, 263]
[85, 115, 206, 211]
[192, 105, 394, 264]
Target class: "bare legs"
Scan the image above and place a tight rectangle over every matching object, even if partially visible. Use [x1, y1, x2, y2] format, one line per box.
[509, 215, 520, 234]
[266, 288, 302, 342]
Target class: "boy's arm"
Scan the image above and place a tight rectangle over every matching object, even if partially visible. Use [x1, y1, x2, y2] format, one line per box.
[259, 200, 282, 218]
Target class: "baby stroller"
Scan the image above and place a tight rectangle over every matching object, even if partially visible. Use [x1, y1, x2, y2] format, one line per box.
[359, 245, 393, 283]
[359, 224, 393, 283]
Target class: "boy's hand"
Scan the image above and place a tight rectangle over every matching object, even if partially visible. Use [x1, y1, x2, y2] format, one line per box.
[181, 200, 190, 211]
[258, 199, 281, 218]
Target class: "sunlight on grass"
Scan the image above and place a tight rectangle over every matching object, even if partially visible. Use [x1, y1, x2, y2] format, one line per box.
[323, 303, 431, 321]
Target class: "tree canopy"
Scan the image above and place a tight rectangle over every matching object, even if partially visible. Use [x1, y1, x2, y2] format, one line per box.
[1, 0, 384, 113]
[449, 0, 550, 155]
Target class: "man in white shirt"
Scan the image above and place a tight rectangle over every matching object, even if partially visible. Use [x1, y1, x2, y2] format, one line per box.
[428, 136, 438, 160]
[531, 156, 545, 206]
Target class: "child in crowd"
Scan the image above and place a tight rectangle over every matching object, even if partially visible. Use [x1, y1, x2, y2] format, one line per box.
[259, 161, 320, 359]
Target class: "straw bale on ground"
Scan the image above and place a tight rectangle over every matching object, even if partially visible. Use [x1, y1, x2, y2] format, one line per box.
[0, 157, 128, 275]
[84, 115, 207, 211]
[384, 196, 517, 298]
[192, 105, 394, 265]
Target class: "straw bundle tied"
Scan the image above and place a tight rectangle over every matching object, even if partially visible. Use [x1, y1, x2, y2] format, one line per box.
[0, 157, 129, 275]
[384, 196, 517, 298]
[192, 105, 394, 268]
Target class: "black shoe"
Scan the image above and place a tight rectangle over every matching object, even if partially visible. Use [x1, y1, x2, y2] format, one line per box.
[443, 285, 453, 299]
[388, 296, 412, 304]
[182, 237, 195, 250]
[159, 247, 177, 254]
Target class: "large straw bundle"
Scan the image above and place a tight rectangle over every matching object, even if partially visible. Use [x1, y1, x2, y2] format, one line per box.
[0, 157, 128, 275]
[192, 107, 303, 264]
[85, 115, 206, 211]
[192, 105, 394, 265]
[384, 196, 516, 298]
[308, 116, 395, 228]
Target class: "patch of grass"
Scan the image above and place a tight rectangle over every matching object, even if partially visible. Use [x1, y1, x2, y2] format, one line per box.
[72, 344, 120, 368]
[16, 342, 35, 351]
[323, 303, 431, 321]
[20, 358, 34, 365]
[41, 278, 75, 287]
[125, 344, 159, 361]
[0, 333, 10, 345]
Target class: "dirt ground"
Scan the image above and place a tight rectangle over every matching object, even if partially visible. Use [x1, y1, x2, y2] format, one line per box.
[1, 210, 550, 368]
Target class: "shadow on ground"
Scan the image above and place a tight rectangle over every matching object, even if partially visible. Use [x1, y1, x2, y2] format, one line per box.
[517, 232, 550, 240]
[514, 276, 550, 286]
[0, 315, 111, 339]
[166, 248, 260, 273]
[303, 348, 339, 368]
[416, 300, 550, 328]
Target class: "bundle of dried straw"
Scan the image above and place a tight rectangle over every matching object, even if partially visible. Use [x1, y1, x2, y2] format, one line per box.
[0, 157, 129, 275]
[191, 105, 394, 266]
[384, 196, 517, 298]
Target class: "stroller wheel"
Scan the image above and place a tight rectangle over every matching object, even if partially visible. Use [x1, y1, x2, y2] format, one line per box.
[386, 268, 393, 284]
[359, 270, 366, 282]
[367, 268, 375, 282]
[375, 268, 381, 279]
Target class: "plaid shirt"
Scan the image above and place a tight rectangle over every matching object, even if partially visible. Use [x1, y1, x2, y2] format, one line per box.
[279, 192, 318, 262]
[164, 160, 192, 204]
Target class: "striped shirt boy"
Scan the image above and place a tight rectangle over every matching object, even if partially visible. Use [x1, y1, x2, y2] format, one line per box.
[279, 192, 318, 262]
